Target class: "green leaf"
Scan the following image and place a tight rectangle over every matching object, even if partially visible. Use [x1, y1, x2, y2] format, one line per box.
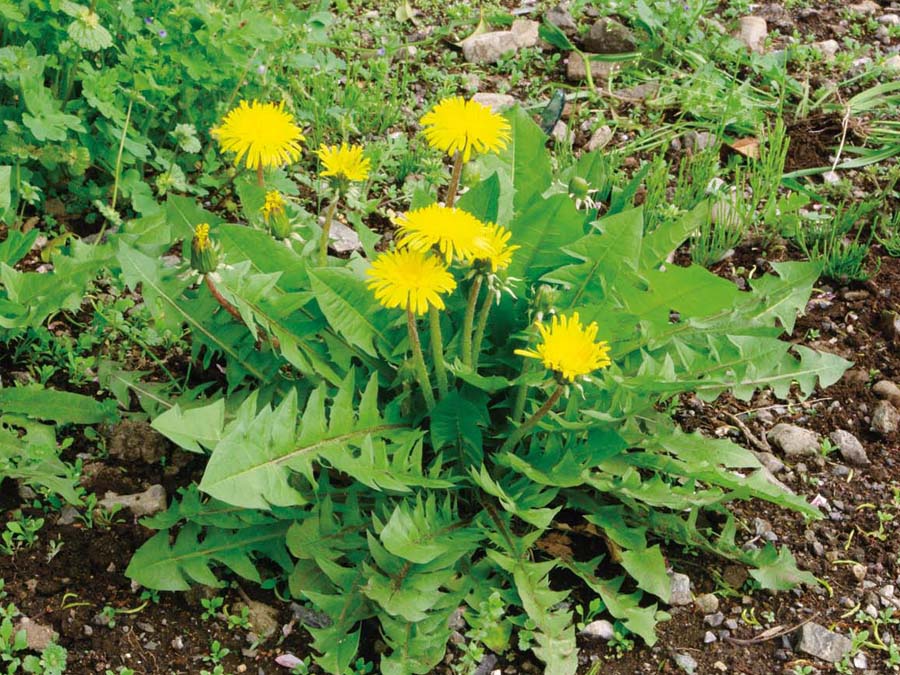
[0, 385, 117, 424]
[309, 267, 388, 357]
[620, 545, 670, 602]
[150, 399, 225, 453]
[507, 194, 586, 283]
[0, 165, 11, 222]
[429, 391, 486, 466]
[639, 201, 710, 272]
[539, 20, 576, 51]
[67, 11, 113, 51]
[749, 544, 817, 591]
[456, 172, 501, 224]
[125, 522, 290, 591]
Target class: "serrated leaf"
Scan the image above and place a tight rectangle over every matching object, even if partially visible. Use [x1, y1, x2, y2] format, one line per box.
[150, 399, 225, 453]
[749, 544, 817, 591]
[620, 545, 670, 602]
[0, 384, 117, 424]
[309, 267, 388, 357]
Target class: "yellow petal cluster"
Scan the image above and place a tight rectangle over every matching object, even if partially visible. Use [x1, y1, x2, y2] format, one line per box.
[212, 100, 305, 170]
[475, 223, 519, 272]
[261, 190, 286, 222]
[420, 96, 511, 162]
[396, 204, 492, 264]
[515, 312, 611, 382]
[193, 223, 211, 251]
[366, 248, 456, 315]
[317, 142, 371, 182]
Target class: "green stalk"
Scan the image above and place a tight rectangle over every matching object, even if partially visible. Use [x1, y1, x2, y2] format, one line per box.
[407, 309, 435, 410]
[511, 359, 533, 423]
[471, 289, 493, 370]
[460, 275, 483, 367]
[318, 197, 339, 266]
[445, 151, 464, 206]
[428, 305, 449, 398]
[498, 384, 565, 456]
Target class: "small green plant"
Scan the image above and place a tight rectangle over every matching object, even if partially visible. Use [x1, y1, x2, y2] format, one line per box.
[794, 202, 878, 282]
[97, 605, 117, 628]
[225, 604, 251, 631]
[0, 514, 45, 556]
[819, 438, 839, 458]
[200, 597, 224, 622]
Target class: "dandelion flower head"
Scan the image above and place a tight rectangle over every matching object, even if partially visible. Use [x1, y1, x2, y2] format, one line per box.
[396, 204, 492, 264]
[366, 248, 457, 315]
[475, 223, 519, 272]
[515, 312, 611, 383]
[193, 223, 211, 251]
[420, 96, 511, 162]
[317, 142, 371, 182]
[212, 100, 304, 170]
[261, 190, 286, 221]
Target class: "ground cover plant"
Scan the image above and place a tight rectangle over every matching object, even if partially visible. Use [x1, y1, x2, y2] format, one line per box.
[1, 0, 899, 674]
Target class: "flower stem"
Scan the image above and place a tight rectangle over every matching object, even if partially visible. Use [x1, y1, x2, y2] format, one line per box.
[256, 164, 264, 188]
[429, 305, 449, 398]
[407, 309, 436, 410]
[205, 276, 243, 322]
[318, 197, 339, 266]
[471, 289, 493, 370]
[511, 359, 533, 423]
[498, 384, 565, 456]
[445, 151, 464, 206]
[460, 275, 483, 367]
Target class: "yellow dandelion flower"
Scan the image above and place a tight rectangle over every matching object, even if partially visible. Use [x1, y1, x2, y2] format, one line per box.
[475, 223, 519, 272]
[317, 142, 371, 182]
[212, 100, 305, 170]
[261, 190, 286, 221]
[515, 312, 612, 383]
[420, 96, 511, 162]
[396, 204, 492, 263]
[193, 223, 211, 251]
[366, 248, 457, 315]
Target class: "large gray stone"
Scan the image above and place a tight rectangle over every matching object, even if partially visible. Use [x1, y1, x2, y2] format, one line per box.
[829, 430, 869, 465]
[767, 423, 820, 458]
[98, 484, 167, 517]
[872, 400, 899, 435]
[106, 420, 169, 464]
[462, 31, 520, 64]
[795, 622, 852, 663]
[669, 572, 692, 606]
[580, 619, 615, 640]
[738, 16, 767, 52]
[586, 125, 613, 152]
[873, 380, 900, 407]
[472, 93, 517, 112]
[565, 56, 615, 82]
[13, 618, 57, 651]
[584, 18, 637, 54]
[546, 5, 578, 34]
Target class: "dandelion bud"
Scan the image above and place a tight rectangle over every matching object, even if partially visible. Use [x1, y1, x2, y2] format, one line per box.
[190, 223, 218, 274]
[261, 190, 291, 239]
[568, 176, 590, 200]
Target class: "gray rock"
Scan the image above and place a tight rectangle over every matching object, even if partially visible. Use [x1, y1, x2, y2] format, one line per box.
[873, 380, 900, 407]
[510, 19, 541, 48]
[57, 505, 79, 525]
[815, 39, 840, 59]
[829, 430, 869, 465]
[738, 16, 767, 52]
[565, 56, 615, 82]
[289, 602, 332, 629]
[669, 573, 692, 606]
[704, 630, 717, 643]
[98, 484, 167, 517]
[586, 125, 613, 152]
[551, 121, 574, 146]
[849, 0, 880, 15]
[14, 618, 57, 651]
[852, 563, 867, 582]
[767, 423, 820, 458]
[584, 18, 637, 54]
[753, 451, 785, 474]
[328, 220, 362, 254]
[795, 622, 852, 663]
[237, 598, 280, 639]
[872, 400, 899, 435]
[580, 619, 615, 640]
[880, 14, 900, 26]
[472, 93, 517, 112]
[613, 81, 659, 102]
[705, 612, 724, 627]
[695, 593, 719, 614]
[106, 420, 169, 464]
[462, 31, 520, 64]
[886, 55, 900, 72]
[673, 652, 698, 674]
[546, 5, 578, 33]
